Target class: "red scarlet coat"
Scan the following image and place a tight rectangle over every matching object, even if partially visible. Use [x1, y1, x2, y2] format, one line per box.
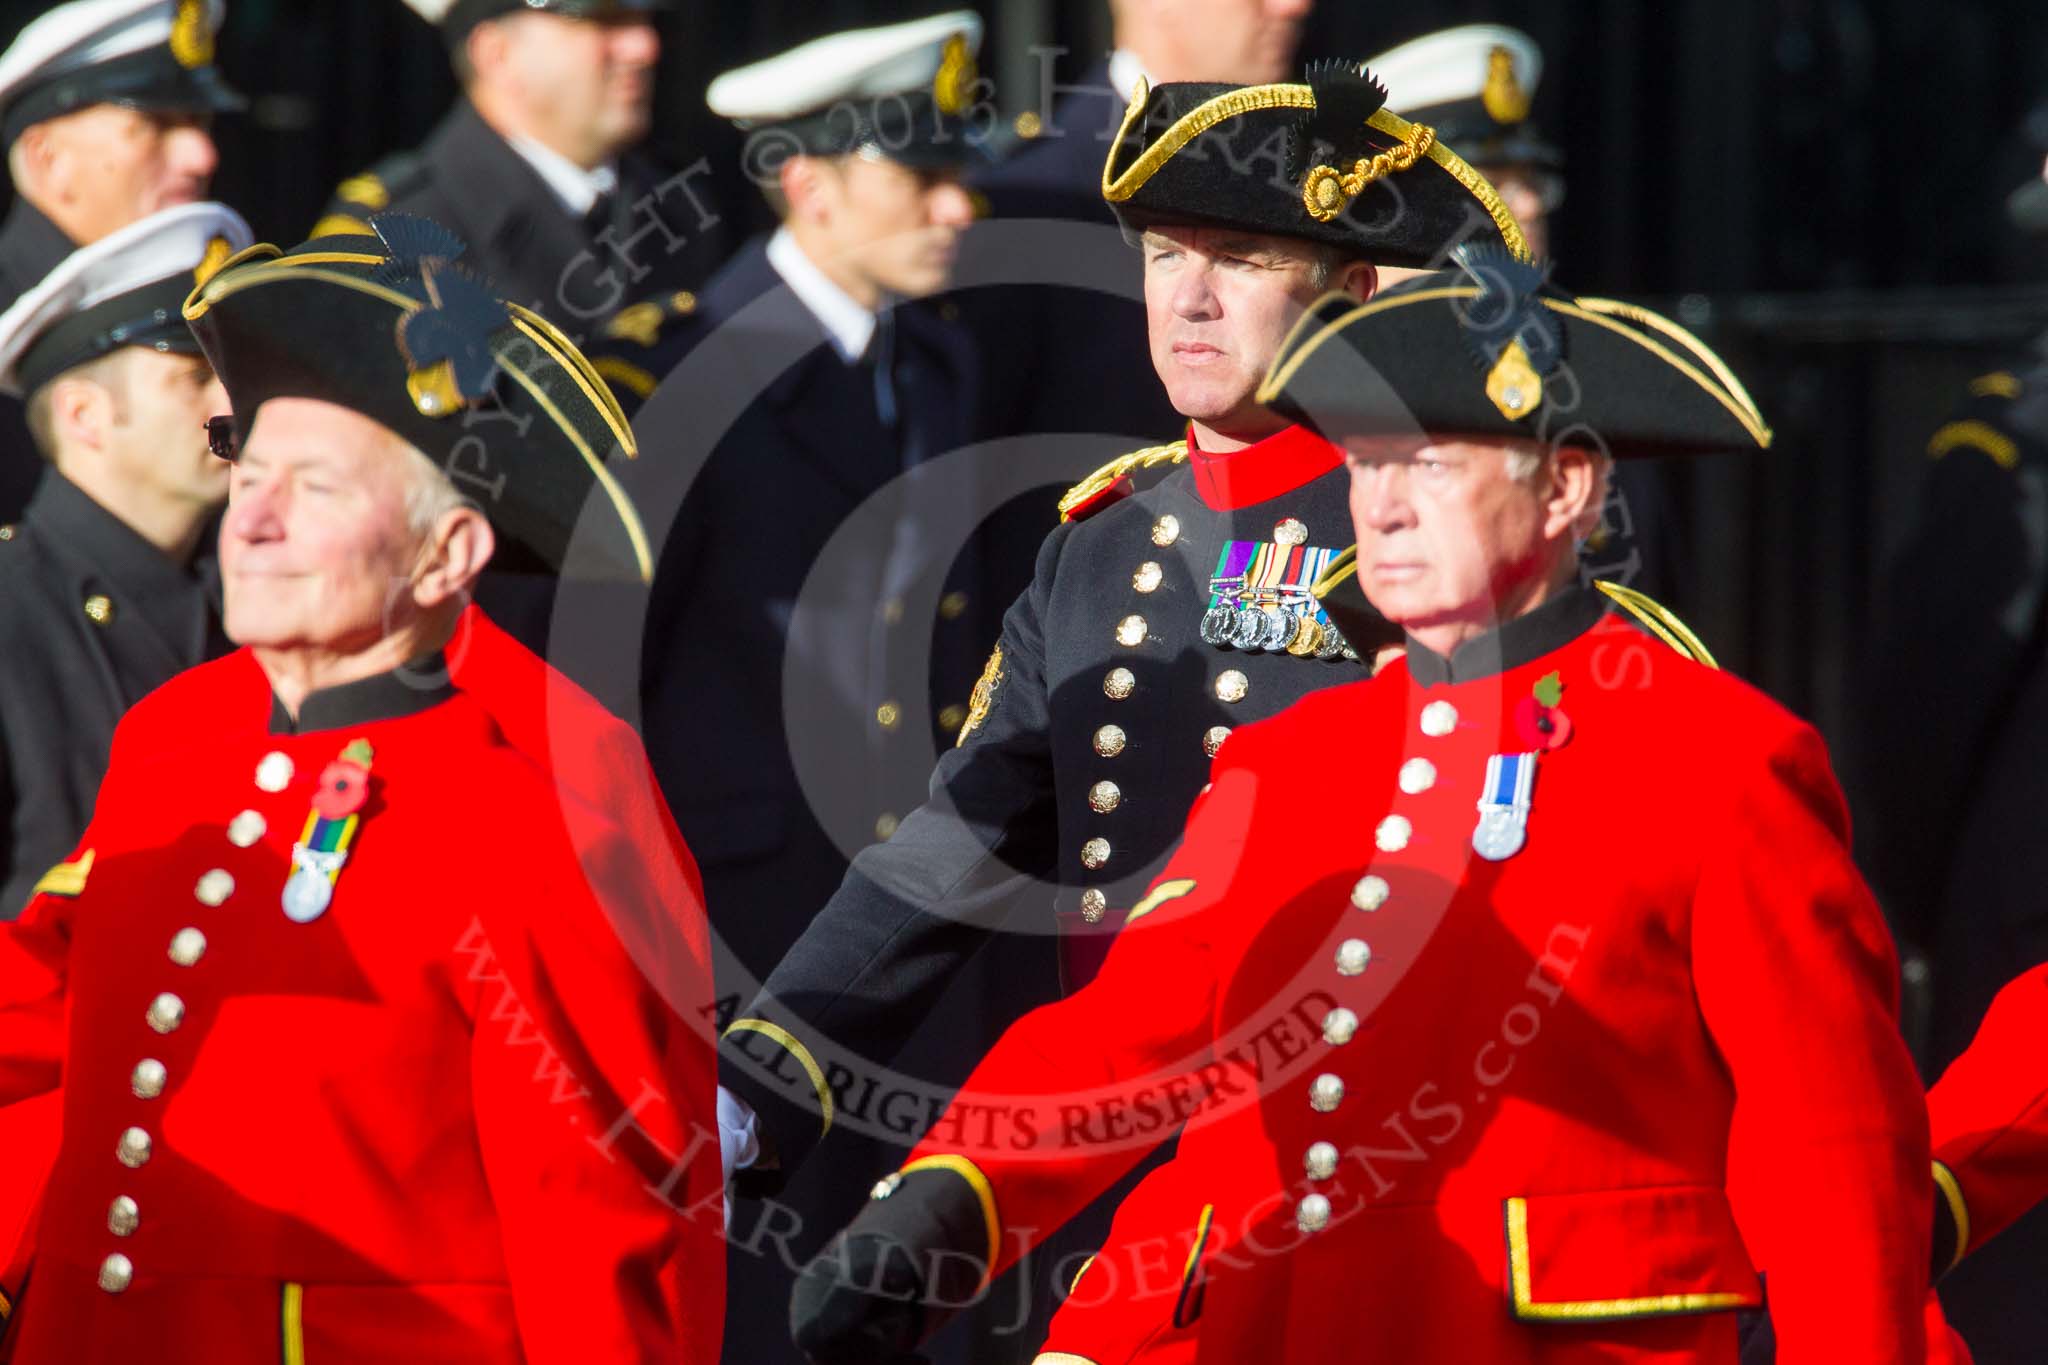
[1926, 962, 2048, 1270]
[0, 618, 720, 1363]
[898, 592, 1929, 1363]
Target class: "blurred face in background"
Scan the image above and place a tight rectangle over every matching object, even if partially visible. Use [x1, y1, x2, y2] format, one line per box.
[11, 106, 217, 243]
[1484, 163, 1565, 263]
[470, 12, 660, 168]
[784, 154, 977, 305]
[1116, 0, 1312, 84]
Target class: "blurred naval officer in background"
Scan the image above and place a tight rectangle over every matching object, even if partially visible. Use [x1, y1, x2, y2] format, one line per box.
[316, 0, 727, 334]
[0, 200, 247, 916]
[0, 0, 239, 519]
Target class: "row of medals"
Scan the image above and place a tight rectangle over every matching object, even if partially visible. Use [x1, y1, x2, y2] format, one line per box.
[1200, 586, 1356, 661]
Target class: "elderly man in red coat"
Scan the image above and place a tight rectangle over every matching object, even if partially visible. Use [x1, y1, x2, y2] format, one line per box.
[0, 216, 722, 1362]
[787, 251, 1932, 1364]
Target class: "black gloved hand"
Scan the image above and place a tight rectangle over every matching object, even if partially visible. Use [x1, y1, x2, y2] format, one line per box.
[789, 1231, 930, 1364]
[788, 1167, 995, 1365]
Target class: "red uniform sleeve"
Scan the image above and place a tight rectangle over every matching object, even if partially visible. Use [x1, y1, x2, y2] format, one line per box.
[465, 798, 723, 1365]
[0, 881, 80, 1106]
[1691, 719, 1930, 1364]
[901, 755, 1264, 1280]
[1926, 962, 2048, 1261]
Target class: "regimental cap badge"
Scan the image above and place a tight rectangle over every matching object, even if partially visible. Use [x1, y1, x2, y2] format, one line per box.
[932, 32, 975, 117]
[396, 259, 510, 418]
[170, 0, 213, 70]
[1453, 242, 1561, 421]
[1290, 61, 1437, 226]
[193, 235, 233, 289]
[1482, 45, 1531, 125]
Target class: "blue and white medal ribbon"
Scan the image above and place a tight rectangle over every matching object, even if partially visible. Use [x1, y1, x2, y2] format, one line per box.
[1472, 752, 1538, 861]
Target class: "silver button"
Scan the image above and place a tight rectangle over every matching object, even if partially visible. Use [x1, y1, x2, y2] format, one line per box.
[1152, 514, 1180, 547]
[1322, 1006, 1359, 1044]
[1103, 667, 1136, 700]
[1214, 670, 1249, 703]
[131, 1058, 167, 1100]
[146, 992, 185, 1034]
[167, 928, 206, 968]
[255, 751, 294, 792]
[1419, 701, 1459, 737]
[1079, 888, 1108, 923]
[870, 1172, 903, 1200]
[108, 1196, 140, 1237]
[1335, 939, 1372, 976]
[1375, 815, 1411, 852]
[1398, 758, 1437, 794]
[1305, 1141, 1339, 1181]
[1132, 561, 1164, 593]
[98, 1251, 134, 1293]
[1296, 1193, 1332, 1233]
[1203, 725, 1231, 758]
[1116, 614, 1149, 647]
[227, 809, 267, 847]
[116, 1126, 152, 1168]
[1351, 875, 1390, 911]
[1081, 838, 1111, 870]
[1310, 1073, 1345, 1112]
[193, 868, 234, 906]
[1088, 781, 1122, 814]
[1094, 724, 1126, 758]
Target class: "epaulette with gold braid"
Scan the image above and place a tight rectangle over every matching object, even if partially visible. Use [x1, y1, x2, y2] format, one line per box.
[1057, 440, 1189, 522]
[1595, 581, 1717, 669]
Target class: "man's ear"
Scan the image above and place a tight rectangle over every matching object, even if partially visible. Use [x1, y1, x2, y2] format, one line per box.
[779, 155, 832, 227]
[1546, 445, 1609, 543]
[412, 505, 495, 610]
[1335, 258, 1378, 302]
[464, 17, 509, 85]
[48, 374, 118, 462]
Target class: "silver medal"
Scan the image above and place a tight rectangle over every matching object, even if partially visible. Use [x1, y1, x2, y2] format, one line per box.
[1471, 807, 1528, 862]
[281, 867, 333, 922]
[1230, 607, 1266, 649]
[1200, 606, 1236, 646]
[1256, 606, 1295, 651]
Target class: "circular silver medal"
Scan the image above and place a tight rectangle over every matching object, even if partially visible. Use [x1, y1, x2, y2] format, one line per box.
[1316, 626, 1348, 660]
[1200, 606, 1235, 646]
[1256, 606, 1295, 651]
[1472, 809, 1527, 862]
[281, 868, 333, 922]
[1230, 606, 1266, 649]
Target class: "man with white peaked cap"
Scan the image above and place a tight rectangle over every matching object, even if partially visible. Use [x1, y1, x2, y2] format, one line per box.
[603, 17, 1023, 1364]
[0, 0, 240, 519]
[0, 198, 247, 917]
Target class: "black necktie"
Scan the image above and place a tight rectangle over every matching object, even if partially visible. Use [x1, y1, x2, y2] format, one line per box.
[864, 308, 899, 432]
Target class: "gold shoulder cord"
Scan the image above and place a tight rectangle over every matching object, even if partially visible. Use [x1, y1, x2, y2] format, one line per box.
[1595, 581, 1717, 669]
[1056, 440, 1190, 521]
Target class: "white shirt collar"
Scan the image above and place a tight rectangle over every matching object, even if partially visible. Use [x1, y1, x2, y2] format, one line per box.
[765, 226, 878, 364]
[505, 134, 619, 217]
[1108, 49, 1152, 103]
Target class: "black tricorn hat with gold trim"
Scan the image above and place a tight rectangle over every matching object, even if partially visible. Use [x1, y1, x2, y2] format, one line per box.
[182, 214, 651, 583]
[1256, 244, 1771, 458]
[1100, 60, 1529, 266]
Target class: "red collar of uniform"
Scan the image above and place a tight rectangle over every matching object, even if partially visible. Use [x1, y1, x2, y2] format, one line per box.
[1186, 423, 1343, 511]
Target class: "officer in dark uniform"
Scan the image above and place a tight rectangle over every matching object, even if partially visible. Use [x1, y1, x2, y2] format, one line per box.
[0, 0, 239, 519]
[1371, 23, 1689, 605]
[0, 200, 248, 916]
[960, 0, 1311, 451]
[708, 58, 1529, 1362]
[605, 19, 1016, 1358]
[314, 0, 725, 336]
[1858, 327, 2048, 1365]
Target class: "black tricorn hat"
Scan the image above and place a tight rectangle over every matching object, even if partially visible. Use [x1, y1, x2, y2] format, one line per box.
[1256, 245, 1770, 459]
[1099, 60, 1529, 266]
[182, 214, 652, 583]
